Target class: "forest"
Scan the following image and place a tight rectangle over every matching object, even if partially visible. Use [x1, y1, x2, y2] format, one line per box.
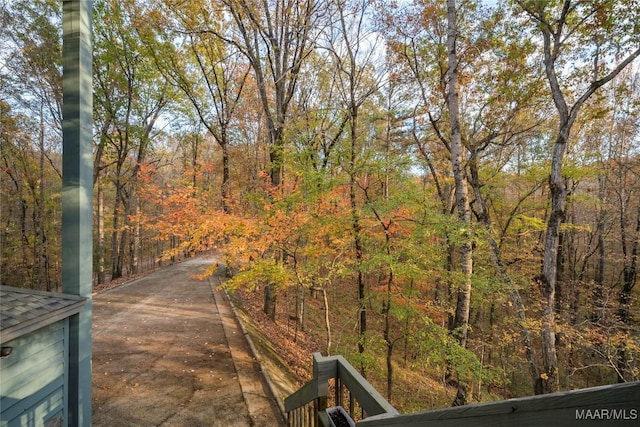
[1, 0, 639, 412]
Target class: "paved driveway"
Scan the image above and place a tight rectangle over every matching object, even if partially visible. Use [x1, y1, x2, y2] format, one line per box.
[91, 257, 284, 426]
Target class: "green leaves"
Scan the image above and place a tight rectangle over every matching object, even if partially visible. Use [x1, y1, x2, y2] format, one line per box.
[416, 315, 502, 386]
[222, 258, 294, 292]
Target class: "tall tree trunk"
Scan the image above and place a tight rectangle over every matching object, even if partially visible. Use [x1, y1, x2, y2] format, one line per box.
[94, 119, 109, 285]
[445, 0, 473, 405]
[446, 0, 473, 349]
[193, 132, 199, 188]
[592, 175, 607, 324]
[132, 195, 141, 275]
[383, 269, 394, 401]
[263, 282, 277, 320]
[322, 287, 332, 356]
[111, 175, 125, 280]
[403, 280, 415, 366]
[348, 103, 367, 373]
[617, 204, 639, 381]
[97, 179, 106, 285]
[536, 122, 569, 394]
[294, 283, 306, 333]
[38, 103, 50, 291]
[221, 141, 230, 213]
[118, 201, 130, 277]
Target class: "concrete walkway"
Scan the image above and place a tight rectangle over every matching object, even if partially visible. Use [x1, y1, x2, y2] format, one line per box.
[91, 258, 284, 426]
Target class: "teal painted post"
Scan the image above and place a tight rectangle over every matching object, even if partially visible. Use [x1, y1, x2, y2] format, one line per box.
[62, 1, 93, 426]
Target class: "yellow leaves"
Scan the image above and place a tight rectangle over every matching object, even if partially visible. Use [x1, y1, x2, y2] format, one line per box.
[222, 259, 294, 292]
[192, 262, 221, 281]
[516, 214, 547, 231]
[540, 372, 549, 381]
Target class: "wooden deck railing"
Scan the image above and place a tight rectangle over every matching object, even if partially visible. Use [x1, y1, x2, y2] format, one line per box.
[284, 353, 398, 426]
[285, 353, 640, 427]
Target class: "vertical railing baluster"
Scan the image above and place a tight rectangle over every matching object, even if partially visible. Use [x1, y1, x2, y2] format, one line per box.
[312, 399, 317, 427]
[349, 390, 354, 419]
[319, 392, 327, 426]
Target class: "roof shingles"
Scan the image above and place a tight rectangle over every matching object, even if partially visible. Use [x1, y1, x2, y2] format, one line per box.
[0, 286, 86, 343]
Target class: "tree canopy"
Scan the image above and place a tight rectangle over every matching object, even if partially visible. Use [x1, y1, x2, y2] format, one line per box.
[1, 0, 639, 409]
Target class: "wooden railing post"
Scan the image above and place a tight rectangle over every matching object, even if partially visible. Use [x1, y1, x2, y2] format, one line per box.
[286, 353, 398, 426]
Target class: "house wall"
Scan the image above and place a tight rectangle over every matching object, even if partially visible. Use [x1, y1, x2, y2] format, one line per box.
[1, 320, 68, 427]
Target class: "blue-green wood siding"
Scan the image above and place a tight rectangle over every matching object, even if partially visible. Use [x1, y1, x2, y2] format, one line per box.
[0, 321, 68, 427]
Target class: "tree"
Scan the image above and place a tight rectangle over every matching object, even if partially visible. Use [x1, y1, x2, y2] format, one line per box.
[323, 0, 385, 373]
[93, 0, 172, 279]
[0, 0, 63, 290]
[444, 0, 473, 356]
[593, 68, 640, 381]
[218, 0, 322, 319]
[514, 0, 640, 394]
[141, 0, 249, 212]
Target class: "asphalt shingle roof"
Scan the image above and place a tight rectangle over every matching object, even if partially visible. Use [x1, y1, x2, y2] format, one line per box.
[0, 285, 86, 343]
